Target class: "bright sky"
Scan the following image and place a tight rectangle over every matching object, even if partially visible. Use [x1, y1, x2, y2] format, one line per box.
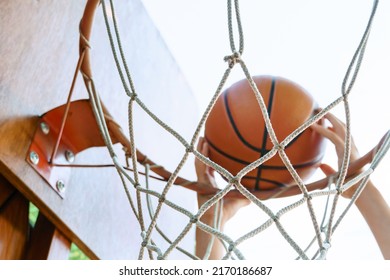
[141, 0, 390, 259]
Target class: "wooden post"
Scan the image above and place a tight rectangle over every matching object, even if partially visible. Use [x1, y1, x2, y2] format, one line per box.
[25, 213, 71, 260]
[0, 176, 29, 259]
[1, 174, 71, 260]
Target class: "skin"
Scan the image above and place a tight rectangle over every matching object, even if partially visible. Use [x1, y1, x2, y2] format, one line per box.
[195, 137, 249, 259]
[311, 113, 390, 260]
[195, 113, 390, 260]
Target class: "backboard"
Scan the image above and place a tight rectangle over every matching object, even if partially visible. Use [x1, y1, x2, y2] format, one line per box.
[0, 0, 199, 259]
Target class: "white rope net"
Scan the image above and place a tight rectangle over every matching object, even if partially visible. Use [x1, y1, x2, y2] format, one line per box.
[80, 0, 389, 260]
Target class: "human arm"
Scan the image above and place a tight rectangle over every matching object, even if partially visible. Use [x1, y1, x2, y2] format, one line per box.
[195, 137, 249, 259]
[311, 113, 390, 259]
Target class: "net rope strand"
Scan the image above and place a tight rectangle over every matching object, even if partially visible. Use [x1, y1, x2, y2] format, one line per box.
[325, 0, 379, 246]
[226, 1, 324, 254]
[100, 1, 151, 258]
[78, 0, 387, 259]
[144, 164, 200, 260]
[82, 76, 140, 225]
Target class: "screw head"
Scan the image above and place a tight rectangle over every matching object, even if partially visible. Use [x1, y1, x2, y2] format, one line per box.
[29, 151, 39, 165]
[40, 122, 50, 135]
[65, 150, 75, 163]
[56, 180, 66, 193]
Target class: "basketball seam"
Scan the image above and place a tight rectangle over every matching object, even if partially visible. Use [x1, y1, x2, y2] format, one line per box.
[255, 77, 276, 190]
[224, 82, 310, 152]
[224, 89, 263, 153]
[241, 175, 287, 188]
[206, 136, 323, 170]
[206, 135, 323, 189]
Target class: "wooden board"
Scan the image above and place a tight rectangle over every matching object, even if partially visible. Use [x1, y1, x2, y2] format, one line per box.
[0, 0, 199, 259]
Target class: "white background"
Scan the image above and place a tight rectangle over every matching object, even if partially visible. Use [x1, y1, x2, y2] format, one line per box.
[140, 0, 390, 259]
[1, 260, 389, 279]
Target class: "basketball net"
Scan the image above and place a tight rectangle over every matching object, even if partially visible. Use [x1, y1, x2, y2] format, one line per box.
[75, 0, 388, 259]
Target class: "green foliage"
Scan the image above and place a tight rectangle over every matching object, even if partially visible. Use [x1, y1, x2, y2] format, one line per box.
[28, 202, 39, 227]
[69, 243, 89, 260]
[29, 203, 89, 260]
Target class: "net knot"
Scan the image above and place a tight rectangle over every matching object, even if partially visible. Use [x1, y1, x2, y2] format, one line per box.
[158, 196, 166, 203]
[275, 143, 284, 151]
[317, 241, 331, 260]
[190, 215, 198, 224]
[140, 231, 148, 247]
[230, 177, 240, 186]
[228, 243, 235, 252]
[185, 146, 194, 153]
[304, 193, 313, 201]
[128, 92, 138, 100]
[322, 241, 331, 250]
[140, 156, 149, 165]
[141, 232, 164, 259]
[224, 52, 241, 68]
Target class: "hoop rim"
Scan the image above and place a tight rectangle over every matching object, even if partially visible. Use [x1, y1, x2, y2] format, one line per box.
[79, 0, 100, 80]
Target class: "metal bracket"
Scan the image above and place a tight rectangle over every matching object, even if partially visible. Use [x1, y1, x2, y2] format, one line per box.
[26, 99, 109, 198]
[27, 119, 73, 198]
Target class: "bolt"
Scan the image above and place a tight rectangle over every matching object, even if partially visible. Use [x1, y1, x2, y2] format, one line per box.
[40, 122, 50, 135]
[56, 180, 66, 193]
[29, 151, 39, 165]
[65, 150, 75, 163]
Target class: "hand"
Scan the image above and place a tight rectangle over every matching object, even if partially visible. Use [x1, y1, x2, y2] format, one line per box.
[311, 112, 360, 166]
[195, 137, 249, 259]
[195, 137, 249, 221]
[195, 137, 218, 190]
[312, 115, 390, 260]
[311, 112, 361, 199]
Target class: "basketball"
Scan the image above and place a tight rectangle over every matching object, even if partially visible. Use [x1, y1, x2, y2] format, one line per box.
[205, 75, 326, 190]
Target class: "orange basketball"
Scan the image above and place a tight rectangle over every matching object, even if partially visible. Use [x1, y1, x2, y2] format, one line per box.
[205, 75, 326, 190]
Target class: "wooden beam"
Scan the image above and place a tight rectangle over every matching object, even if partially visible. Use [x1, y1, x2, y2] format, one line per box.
[25, 212, 71, 260]
[0, 174, 16, 208]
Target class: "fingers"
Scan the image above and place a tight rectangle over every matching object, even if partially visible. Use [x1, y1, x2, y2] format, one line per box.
[311, 111, 350, 146]
[201, 141, 209, 157]
[197, 136, 205, 153]
[195, 137, 206, 176]
[311, 122, 343, 147]
[195, 137, 211, 179]
[199, 138, 213, 175]
[312, 112, 360, 166]
[324, 112, 349, 138]
[195, 137, 219, 191]
[197, 137, 209, 157]
[319, 163, 336, 176]
[323, 112, 344, 130]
